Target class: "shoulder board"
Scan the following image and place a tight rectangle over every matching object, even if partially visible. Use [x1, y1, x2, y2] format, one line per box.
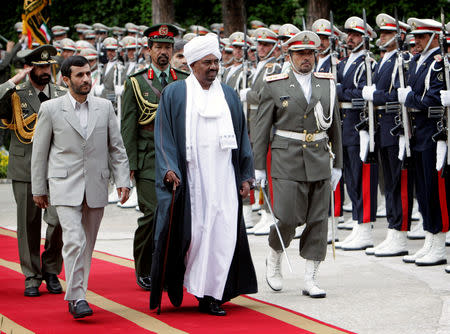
[313, 72, 334, 79]
[265, 73, 289, 82]
[16, 83, 26, 90]
[265, 63, 275, 68]
[434, 54, 443, 62]
[53, 84, 68, 91]
[129, 67, 148, 77]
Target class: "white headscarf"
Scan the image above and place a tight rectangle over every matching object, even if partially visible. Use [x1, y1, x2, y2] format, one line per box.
[184, 35, 221, 65]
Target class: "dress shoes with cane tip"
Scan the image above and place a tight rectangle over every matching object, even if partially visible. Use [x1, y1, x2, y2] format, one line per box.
[43, 272, 62, 294]
[136, 275, 152, 291]
[68, 300, 93, 319]
[24, 286, 40, 297]
[198, 297, 226, 316]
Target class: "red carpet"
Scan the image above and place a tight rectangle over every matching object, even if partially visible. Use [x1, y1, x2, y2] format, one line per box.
[0, 227, 354, 334]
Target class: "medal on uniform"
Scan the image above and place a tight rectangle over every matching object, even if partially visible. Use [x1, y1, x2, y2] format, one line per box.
[280, 96, 290, 108]
[282, 100, 288, 108]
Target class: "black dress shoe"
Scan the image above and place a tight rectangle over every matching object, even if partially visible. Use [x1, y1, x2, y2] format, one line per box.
[198, 297, 226, 316]
[136, 275, 151, 291]
[43, 273, 62, 294]
[24, 286, 40, 297]
[68, 300, 93, 319]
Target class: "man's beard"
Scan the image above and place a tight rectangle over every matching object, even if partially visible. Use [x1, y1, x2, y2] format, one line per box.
[157, 54, 169, 66]
[30, 70, 51, 86]
[71, 80, 91, 95]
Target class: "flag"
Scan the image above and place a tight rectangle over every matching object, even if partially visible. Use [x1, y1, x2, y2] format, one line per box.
[22, 0, 52, 48]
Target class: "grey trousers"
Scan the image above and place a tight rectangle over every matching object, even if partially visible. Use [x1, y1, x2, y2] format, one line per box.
[269, 178, 329, 261]
[56, 201, 104, 301]
[12, 181, 63, 288]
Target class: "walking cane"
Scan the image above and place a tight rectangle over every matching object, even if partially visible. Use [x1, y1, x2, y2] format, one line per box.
[260, 185, 293, 273]
[157, 183, 177, 315]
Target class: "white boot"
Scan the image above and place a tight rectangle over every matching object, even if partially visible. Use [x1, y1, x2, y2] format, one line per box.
[337, 216, 345, 223]
[446, 231, 450, 246]
[119, 187, 138, 208]
[407, 221, 425, 240]
[415, 232, 448, 266]
[108, 187, 119, 203]
[337, 217, 356, 230]
[251, 211, 273, 235]
[342, 223, 373, 251]
[302, 260, 326, 298]
[375, 230, 408, 257]
[445, 265, 450, 273]
[343, 202, 352, 212]
[251, 189, 261, 211]
[327, 217, 339, 244]
[403, 232, 433, 263]
[335, 223, 360, 249]
[376, 199, 386, 218]
[243, 205, 254, 229]
[366, 229, 394, 255]
[411, 200, 421, 221]
[266, 248, 283, 291]
[294, 225, 305, 239]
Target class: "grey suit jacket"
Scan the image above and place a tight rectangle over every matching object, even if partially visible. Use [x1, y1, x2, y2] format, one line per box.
[253, 71, 343, 182]
[31, 93, 130, 208]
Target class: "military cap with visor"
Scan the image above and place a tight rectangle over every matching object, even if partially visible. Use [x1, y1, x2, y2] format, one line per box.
[144, 24, 179, 43]
[344, 16, 377, 38]
[17, 44, 58, 65]
[407, 18, 441, 34]
[284, 31, 320, 51]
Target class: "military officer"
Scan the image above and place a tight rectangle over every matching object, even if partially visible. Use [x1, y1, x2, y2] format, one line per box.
[121, 24, 188, 290]
[311, 19, 343, 74]
[0, 45, 65, 297]
[277, 23, 300, 73]
[254, 31, 342, 297]
[121, 36, 140, 81]
[334, 16, 379, 251]
[400, 18, 447, 266]
[96, 37, 121, 103]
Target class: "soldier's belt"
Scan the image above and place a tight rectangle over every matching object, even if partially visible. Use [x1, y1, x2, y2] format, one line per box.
[275, 129, 328, 142]
[250, 104, 258, 110]
[339, 102, 353, 109]
[408, 108, 422, 113]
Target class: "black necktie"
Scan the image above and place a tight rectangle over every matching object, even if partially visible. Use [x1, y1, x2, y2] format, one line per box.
[38, 92, 49, 103]
[160, 72, 168, 89]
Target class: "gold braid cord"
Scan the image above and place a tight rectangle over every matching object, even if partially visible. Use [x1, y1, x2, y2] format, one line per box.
[129, 77, 158, 125]
[0, 92, 36, 144]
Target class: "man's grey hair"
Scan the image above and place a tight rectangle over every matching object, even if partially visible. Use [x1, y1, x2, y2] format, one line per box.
[174, 40, 187, 53]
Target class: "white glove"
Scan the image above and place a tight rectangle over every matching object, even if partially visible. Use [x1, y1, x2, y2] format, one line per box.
[94, 83, 104, 96]
[359, 130, 370, 162]
[114, 84, 124, 96]
[440, 90, 450, 107]
[362, 85, 376, 102]
[398, 135, 406, 161]
[436, 140, 447, 171]
[255, 169, 267, 188]
[239, 88, 251, 102]
[397, 86, 412, 104]
[331, 168, 342, 191]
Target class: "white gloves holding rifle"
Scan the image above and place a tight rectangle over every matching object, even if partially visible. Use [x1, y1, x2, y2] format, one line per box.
[255, 169, 267, 188]
[359, 130, 370, 162]
[440, 90, 450, 107]
[397, 86, 412, 104]
[239, 88, 251, 102]
[362, 85, 376, 102]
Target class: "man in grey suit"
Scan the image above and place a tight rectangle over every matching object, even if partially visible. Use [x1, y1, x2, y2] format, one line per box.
[31, 56, 130, 319]
[253, 31, 343, 298]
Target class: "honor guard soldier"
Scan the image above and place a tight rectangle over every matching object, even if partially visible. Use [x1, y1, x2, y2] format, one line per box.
[125, 23, 140, 37]
[311, 19, 343, 73]
[400, 18, 447, 266]
[121, 24, 188, 290]
[55, 38, 76, 86]
[83, 30, 97, 47]
[79, 48, 101, 93]
[254, 31, 342, 297]
[222, 32, 252, 91]
[360, 14, 413, 257]
[0, 45, 65, 297]
[121, 36, 140, 81]
[51, 25, 69, 41]
[277, 23, 301, 73]
[74, 23, 92, 41]
[96, 37, 120, 102]
[221, 38, 234, 69]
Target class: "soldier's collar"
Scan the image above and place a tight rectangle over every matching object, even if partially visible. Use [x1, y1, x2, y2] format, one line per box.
[150, 63, 170, 79]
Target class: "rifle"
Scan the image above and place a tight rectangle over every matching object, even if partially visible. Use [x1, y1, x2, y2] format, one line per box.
[216, 29, 223, 81]
[440, 7, 450, 165]
[302, 16, 307, 31]
[329, 11, 338, 80]
[242, 25, 249, 120]
[362, 8, 376, 163]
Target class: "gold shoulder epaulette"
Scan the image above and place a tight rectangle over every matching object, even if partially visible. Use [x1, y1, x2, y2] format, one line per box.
[313, 72, 334, 79]
[16, 83, 25, 90]
[265, 73, 289, 82]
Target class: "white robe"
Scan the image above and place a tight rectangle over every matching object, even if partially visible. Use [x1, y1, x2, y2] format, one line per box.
[183, 76, 238, 301]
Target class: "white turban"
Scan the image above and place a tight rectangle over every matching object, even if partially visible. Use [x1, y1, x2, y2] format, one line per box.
[184, 35, 221, 65]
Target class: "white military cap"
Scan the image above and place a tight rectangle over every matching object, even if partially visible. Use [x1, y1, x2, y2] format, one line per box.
[51, 25, 69, 36]
[405, 34, 415, 45]
[75, 40, 93, 52]
[111, 26, 126, 36]
[79, 48, 98, 60]
[269, 24, 281, 34]
[229, 31, 252, 47]
[311, 19, 343, 37]
[83, 29, 96, 39]
[139, 25, 149, 35]
[376, 14, 409, 32]
[52, 40, 61, 53]
[254, 27, 278, 43]
[278, 23, 301, 39]
[251, 20, 266, 29]
[407, 18, 441, 34]
[74, 23, 91, 33]
[125, 23, 139, 34]
[344, 16, 377, 38]
[92, 23, 109, 33]
[14, 22, 23, 33]
[141, 36, 148, 47]
[183, 32, 197, 42]
[103, 37, 118, 50]
[210, 23, 224, 33]
[189, 25, 210, 35]
[284, 31, 320, 51]
[222, 37, 233, 52]
[59, 38, 76, 51]
[121, 35, 139, 49]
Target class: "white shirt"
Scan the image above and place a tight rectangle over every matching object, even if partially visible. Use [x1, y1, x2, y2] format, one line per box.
[416, 47, 439, 73]
[105, 60, 117, 76]
[317, 54, 330, 72]
[293, 71, 312, 103]
[68, 92, 88, 138]
[378, 50, 396, 71]
[343, 50, 364, 76]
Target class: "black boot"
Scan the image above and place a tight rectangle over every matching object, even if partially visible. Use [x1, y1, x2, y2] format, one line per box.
[198, 296, 226, 316]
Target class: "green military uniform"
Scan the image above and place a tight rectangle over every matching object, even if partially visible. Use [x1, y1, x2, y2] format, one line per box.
[120, 23, 188, 288]
[0, 54, 66, 290]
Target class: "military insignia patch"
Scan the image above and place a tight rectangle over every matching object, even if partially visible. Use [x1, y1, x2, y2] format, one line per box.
[282, 100, 288, 108]
[21, 103, 27, 108]
[159, 25, 168, 36]
[41, 50, 49, 60]
[302, 35, 310, 44]
[265, 73, 289, 82]
[350, 21, 357, 28]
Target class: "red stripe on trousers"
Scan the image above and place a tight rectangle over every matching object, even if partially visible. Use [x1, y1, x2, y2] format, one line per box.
[334, 181, 342, 217]
[438, 170, 449, 232]
[400, 169, 409, 231]
[249, 189, 255, 204]
[362, 163, 371, 223]
[267, 144, 274, 207]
